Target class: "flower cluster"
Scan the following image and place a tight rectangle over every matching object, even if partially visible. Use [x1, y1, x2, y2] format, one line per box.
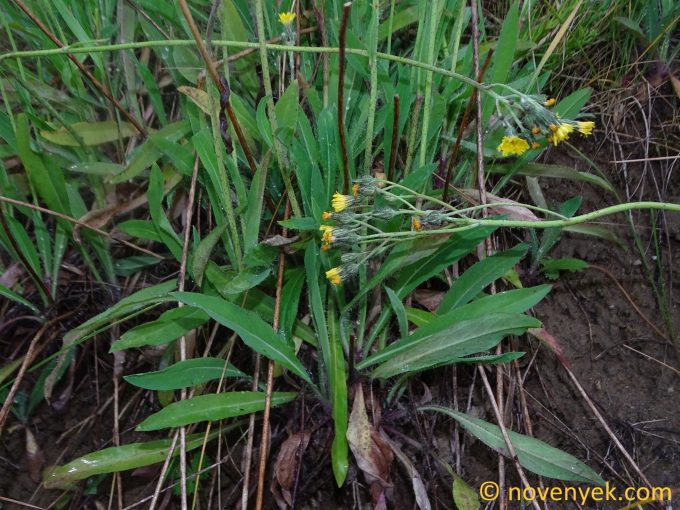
[319, 178, 448, 286]
[278, 11, 296, 25]
[494, 94, 595, 157]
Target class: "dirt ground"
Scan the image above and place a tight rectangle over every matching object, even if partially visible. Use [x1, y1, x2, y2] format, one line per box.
[1, 144, 678, 509]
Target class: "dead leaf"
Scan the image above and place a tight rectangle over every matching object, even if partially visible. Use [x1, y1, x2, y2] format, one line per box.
[271, 431, 311, 509]
[459, 189, 540, 222]
[347, 384, 393, 509]
[528, 327, 570, 369]
[413, 289, 445, 311]
[0, 263, 22, 288]
[382, 434, 432, 510]
[74, 192, 148, 243]
[25, 427, 44, 483]
[670, 74, 680, 100]
[178, 86, 210, 114]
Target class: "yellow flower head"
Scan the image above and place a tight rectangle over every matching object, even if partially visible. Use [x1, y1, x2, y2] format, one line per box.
[331, 192, 354, 212]
[531, 126, 541, 135]
[325, 267, 342, 285]
[531, 142, 541, 149]
[576, 121, 595, 136]
[411, 216, 422, 231]
[544, 98, 556, 107]
[319, 224, 333, 233]
[278, 11, 296, 25]
[548, 123, 573, 146]
[497, 136, 530, 157]
[322, 211, 332, 220]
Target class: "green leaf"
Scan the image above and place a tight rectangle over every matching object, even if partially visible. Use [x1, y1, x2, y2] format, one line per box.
[43, 430, 228, 489]
[41, 121, 138, 146]
[369, 314, 540, 378]
[148, 165, 182, 260]
[64, 281, 176, 346]
[274, 80, 299, 143]
[541, 257, 589, 280]
[172, 292, 312, 383]
[113, 255, 161, 277]
[357, 285, 551, 369]
[16, 113, 69, 214]
[192, 224, 228, 286]
[111, 121, 190, 183]
[116, 220, 163, 242]
[385, 286, 408, 339]
[123, 358, 246, 390]
[110, 306, 210, 352]
[437, 244, 528, 314]
[420, 407, 606, 485]
[489, 163, 614, 194]
[452, 476, 480, 510]
[328, 302, 348, 487]
[69, 162, 124, 175]
[554, 88, 592, 119]
[136, 391, 296, 431]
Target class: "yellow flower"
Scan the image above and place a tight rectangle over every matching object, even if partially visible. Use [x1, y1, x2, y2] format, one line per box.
[278, 11, 296, 25]
[319, 224, 333, 233]
[545, 98, 556, 107]
[322, 211, 332, 220]
[325, 267, 342, 285]
[531, 142, 541, 149]
[411, 216, 422, 231]
[497, 136, 530, 156]
[352, 183, 360, 197]
[331, 192, 353, 212]
[548, 123, 573, 146]
[576, 121, 595, 136]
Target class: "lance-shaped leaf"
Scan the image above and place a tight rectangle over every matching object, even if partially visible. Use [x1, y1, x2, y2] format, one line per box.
[110, 306, 209, 352]
[123, 358, 246, 390]
[420, 406, 605, 486]
[43, 429, 231, 489]
[172, 292, 312, 384]
[369, 314, 540, 379]
[137, 391, 296, 431]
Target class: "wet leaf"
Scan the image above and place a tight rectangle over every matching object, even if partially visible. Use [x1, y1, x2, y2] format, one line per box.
[347, 385, 393, 485]
[452, 476, 480, 510]
[178, 86, 210, 114]
[110, 306, 209, 352]
[420, 406, 605, 485]
[41, 121, 137, 146]
[271, 431, 311, 508]
[123, 358, 246, 390]
[172, 292, 312, 383]
[368, 314, 539, 378]
[191, 224, 227, 286]
[136, 391, 296, 431]
[43, 430, 225, 489]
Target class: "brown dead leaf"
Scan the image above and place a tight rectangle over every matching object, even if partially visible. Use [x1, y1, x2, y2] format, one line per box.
[347, 384, 393, 509]
[459, 189, 539, 222]
[382, 434, 432, 510]
[670, 73, 680, 101]
[528, 327, 570, 369]
[74, 192, 148, 243]
[25, 427, 44, 483]
[413, 289, 445, 312]
[0, 263, 22, 289]
[270, 431, 311, 509]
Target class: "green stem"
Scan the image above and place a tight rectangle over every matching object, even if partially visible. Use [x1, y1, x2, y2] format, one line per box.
[1, 40, 496, 96]
[254, 0, 302, 218]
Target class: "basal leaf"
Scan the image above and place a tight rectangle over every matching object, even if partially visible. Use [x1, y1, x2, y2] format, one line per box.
[172, 292, 312, 383]
[420, 407, 606, 486]
[123, 358, 246, 390]
[136, 391, 296, 431]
